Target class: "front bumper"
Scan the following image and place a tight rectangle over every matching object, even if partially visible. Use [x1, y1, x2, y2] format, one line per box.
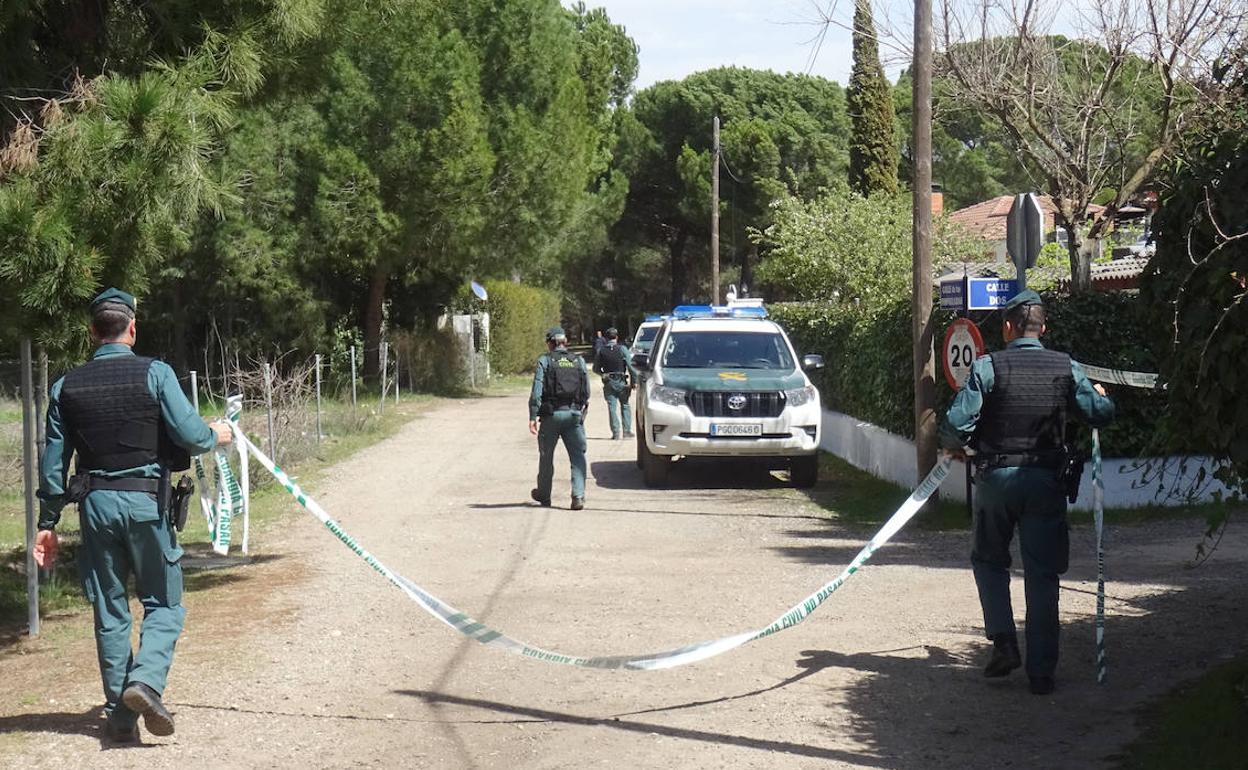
[643, 398, 822, 458]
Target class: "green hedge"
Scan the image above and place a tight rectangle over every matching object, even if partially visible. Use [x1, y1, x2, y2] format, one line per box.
[772, 292, 1170, 458]
[485, 280, 562, 376]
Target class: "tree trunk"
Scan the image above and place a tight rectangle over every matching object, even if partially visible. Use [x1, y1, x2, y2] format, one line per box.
[1064, 223, 1093, 294]
[363, 264, 388, 379]
[669, 229, 689, 307]
[741, 244, 756, 295]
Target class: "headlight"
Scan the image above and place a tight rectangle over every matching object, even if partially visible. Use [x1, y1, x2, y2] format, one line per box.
[651, 385, 687, 407]
[785, 385, 818, 407]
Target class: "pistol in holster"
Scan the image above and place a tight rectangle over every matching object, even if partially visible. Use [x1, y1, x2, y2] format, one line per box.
[165, 474, 194, 532]
[1058, 447, 1085, 504]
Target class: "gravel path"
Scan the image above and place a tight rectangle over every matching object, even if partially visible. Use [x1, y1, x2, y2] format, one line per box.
[2, 384, 1245, 769]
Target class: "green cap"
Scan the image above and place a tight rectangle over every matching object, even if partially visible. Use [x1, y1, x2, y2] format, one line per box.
[1003, 289, 1043, 312]
[89, 287, 136, 316]
[545, 326, 566, 341]
[605, 327, 619, 339]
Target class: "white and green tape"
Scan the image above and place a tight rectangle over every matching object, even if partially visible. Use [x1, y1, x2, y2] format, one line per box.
[193, 395, 250, 556]
[235, 417, 950, 670]
[1078, 362, 1162, 685]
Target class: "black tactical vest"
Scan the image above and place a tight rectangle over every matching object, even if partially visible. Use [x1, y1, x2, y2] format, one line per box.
[597, 344, 627, 374]
[58, 355, 189, 472]
[976, 347, 1072, 457]
[542, 351, 587, 411]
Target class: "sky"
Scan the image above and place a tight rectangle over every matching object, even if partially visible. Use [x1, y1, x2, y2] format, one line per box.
[573, 0, 915, 90]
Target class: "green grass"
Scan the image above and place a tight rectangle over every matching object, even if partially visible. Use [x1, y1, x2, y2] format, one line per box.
[808, 452, 1234, 531]
[1119, 657, 1248, 770]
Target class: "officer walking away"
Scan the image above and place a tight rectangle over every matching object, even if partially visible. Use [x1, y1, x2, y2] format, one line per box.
[592, 329, 606, 358]
[33, 288, 232, 743]
[939, 290, 1114, 696]
[593, 327, 634, 440]
[529, 327, 590, 510]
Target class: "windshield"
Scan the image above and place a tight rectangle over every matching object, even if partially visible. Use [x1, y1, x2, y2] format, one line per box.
[660, 330, 794, 370]
[636, 326, 659, 344]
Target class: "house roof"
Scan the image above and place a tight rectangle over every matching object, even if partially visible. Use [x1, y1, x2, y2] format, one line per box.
[947, 195, 1107, 241]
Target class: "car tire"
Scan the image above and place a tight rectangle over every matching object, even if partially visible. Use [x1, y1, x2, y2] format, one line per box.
[641, 439, 670, 487]
[635, 428, 644, 469]
[791, 454, 818, 489]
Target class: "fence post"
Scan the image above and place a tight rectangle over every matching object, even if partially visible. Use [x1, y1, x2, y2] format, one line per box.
[393, 349, 399, 406]
[35, 348, 47, 459]
[20, 339, 40, 636]
[315, 353, 323, 447]
[350, 345, 358, 409]
[379, 341, 387, 415]
[263, 361, 277, 461]
[190, 370, 199, 412]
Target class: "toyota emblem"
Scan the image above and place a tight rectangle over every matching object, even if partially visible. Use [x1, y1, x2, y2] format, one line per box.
[727, 393, 748, 411]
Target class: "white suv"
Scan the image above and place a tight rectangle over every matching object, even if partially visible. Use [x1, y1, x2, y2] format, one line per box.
[630, 304, 824, 487]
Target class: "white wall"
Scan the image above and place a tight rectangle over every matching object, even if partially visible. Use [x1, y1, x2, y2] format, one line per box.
[818, 408, 1231, 511]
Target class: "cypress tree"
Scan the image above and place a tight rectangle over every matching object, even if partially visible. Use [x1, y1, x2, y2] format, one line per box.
[847, 0, 899, 197]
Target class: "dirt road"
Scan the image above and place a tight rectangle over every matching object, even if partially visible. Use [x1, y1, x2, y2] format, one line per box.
[2, 384, 1245, 769]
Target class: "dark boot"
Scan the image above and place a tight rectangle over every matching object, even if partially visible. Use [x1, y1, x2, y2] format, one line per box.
[530, 489, 551, 507]
[983, 636, 1022, 678]
[121, 682, 175, 737]
[570, 497, 585, 511]
[1028, 675, 1056, 695]
[103, 719, 139, 744]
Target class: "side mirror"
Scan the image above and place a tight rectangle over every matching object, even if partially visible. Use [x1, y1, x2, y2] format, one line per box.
[631, 353, 650, 371]
[802, 354, 825, 372]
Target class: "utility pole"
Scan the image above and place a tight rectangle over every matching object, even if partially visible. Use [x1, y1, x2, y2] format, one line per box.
[912, 0, 937, 484]
[711, 115, 721, 306]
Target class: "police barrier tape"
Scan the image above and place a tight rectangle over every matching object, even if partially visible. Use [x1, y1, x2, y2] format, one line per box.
[1078, 363, 1160, 390]
[231, 420, 951, 670]
[193, 395, 250, 556]
[1077, 363, 1162, 685]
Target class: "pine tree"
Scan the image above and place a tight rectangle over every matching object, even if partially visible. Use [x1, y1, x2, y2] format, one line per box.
[847, 0, 899, 197]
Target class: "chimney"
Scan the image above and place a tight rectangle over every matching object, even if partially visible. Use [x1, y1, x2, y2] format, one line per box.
[931, 183, 944, 216]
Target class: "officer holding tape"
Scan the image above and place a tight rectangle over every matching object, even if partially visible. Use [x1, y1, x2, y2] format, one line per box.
[34, 288, 232, 742]
[940, 289, 1115, 696]
[528, 327, 590, 510]
[593, 327, 633, 440]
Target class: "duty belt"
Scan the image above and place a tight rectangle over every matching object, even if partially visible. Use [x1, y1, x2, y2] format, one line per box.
[976, 452, 1062, 470]
[88, 476, 161, 493]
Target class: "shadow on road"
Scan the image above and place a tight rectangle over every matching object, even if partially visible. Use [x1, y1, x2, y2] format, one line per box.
[590, 458, 792, 491]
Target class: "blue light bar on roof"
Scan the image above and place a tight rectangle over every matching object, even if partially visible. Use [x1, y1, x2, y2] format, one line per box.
[670, 304, 768, 319]
[644, 315, 665, 322]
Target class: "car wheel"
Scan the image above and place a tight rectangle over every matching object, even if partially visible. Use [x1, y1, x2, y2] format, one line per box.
[791, 454, 818, 489]
[635, 428, 644, 469]
[641, 438, 670, 487]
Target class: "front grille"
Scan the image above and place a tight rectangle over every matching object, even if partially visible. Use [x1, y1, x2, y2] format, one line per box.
[686, 391, 785, 418]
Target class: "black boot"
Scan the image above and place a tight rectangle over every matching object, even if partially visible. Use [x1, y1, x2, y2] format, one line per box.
[103, 718, 139, 744]
[530, 489, 551, 507]
[1028, 675, 1056, 695]
[983, 636, 1022, 678]
[121, 682, 175, 737]
[570, 497, 585, 511]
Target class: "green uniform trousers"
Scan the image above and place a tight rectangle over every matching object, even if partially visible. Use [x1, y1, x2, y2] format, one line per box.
[601, 374, 632, 438]
[77, 489, 185, 727]
[971, 466, 1069, 678]
[536, 409, 587, 499]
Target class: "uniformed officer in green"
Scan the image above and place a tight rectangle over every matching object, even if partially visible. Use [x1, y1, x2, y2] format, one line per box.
[528, 327, 590, 510]
[940, 290, 1115, 695]
[593, 327, 634, 440]
[34, 288, 232, 742]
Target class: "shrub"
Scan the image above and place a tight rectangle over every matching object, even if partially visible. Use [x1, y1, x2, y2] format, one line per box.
[484, 280, 561, 375]
[773, 291, 1170, 458]
[390, 327, 465, 395]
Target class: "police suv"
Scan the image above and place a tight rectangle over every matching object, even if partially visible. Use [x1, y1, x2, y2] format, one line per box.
[630, 301, 824, 488]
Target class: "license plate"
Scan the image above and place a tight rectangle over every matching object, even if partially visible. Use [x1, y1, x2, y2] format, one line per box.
[710, 423, 763, 437]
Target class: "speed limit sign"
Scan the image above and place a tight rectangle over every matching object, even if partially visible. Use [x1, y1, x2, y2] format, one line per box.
[942, 318, 986, 390]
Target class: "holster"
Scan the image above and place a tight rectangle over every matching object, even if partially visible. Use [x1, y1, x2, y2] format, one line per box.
[170, 475, 194, 532]
[65, 473, 90, 504]
[1058, 447, 1085, 504]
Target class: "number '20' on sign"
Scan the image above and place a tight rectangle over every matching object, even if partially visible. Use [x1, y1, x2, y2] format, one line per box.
[942, 319, 986, 390]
